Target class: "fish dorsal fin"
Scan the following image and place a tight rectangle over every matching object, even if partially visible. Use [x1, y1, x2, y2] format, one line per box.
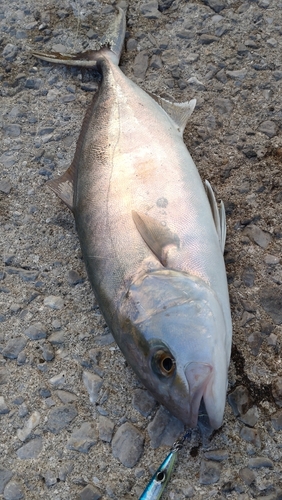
[46, 164, 75, 211]
[205, 180, 226, 252]
[132, 210, 180, 266]
[148, 93, 196, 135]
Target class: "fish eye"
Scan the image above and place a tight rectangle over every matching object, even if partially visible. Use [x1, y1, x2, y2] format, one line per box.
[156, 471, 166, 483]
[152, 350, 176, 377]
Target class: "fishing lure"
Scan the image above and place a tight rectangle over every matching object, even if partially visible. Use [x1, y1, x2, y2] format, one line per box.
[139, 431, 191, 499]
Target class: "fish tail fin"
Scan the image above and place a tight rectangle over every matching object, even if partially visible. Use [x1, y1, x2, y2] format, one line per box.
[32, 7, 126, 68]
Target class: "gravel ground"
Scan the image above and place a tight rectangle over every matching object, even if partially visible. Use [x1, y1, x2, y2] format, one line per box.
[1, 0, 282, 498]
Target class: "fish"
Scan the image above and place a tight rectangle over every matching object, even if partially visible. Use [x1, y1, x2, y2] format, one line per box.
[139, 449, 178, 500]
[33, 7, 232, 429]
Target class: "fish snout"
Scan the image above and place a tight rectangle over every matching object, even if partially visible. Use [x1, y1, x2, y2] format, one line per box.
[185, 362, 213, 428]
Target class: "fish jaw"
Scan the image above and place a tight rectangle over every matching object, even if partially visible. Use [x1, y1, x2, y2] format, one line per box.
[118, 269, 231, 429]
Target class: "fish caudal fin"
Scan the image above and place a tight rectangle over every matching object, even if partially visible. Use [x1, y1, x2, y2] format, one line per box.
[205, 180, 226, 252]
[33, 7, 126, 68]
[46, 164, 75, 211]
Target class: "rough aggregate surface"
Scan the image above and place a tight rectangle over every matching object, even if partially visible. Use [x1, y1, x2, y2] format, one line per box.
[1, 0, 282, 498]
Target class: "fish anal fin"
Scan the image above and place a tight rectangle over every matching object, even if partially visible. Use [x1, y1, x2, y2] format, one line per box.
[205, 180, 226, 253]
[46, 164, 75, 211]
[132, 210, 180, 266]
[148, 93, 196, 135]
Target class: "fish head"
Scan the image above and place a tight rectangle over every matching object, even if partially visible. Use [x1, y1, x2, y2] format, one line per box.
[119, 269, 230, 429]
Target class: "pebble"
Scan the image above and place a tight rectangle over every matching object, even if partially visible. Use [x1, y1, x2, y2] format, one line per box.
[48, 330, 65, 344]
[241, 266, 255, 287]
[82, 371, 103, 404]
[2, 43, 18, 62]
[49, 372, 66, 386]
[158, 0, 175, 11]
[0, 396, 9, 415]
[0, 470, 14, 495]
[240, 426, 261, 448]
[228, 385, 252, 417]
[204, 449, 229, 461]
[132, 388, 157, 417]
[3, 480, 24, 500]
[43, 295, 64, 310]
[0, 367, 8, 385]
[18, 404, 28, 418]
[239, 467, 256, 486]
[260, 285, 282, 324]
[248, 457, 273, 468]
[258, 120, 277, 138]
[67, 270, 84, 286]
[2, 338, 27, 359]
[140, 1, 161, 19]
[17, 411, 40, 442]
[98, 415, 115, 442]
[126, 38, 138, 51]
[264, 254, 280, 265]
[199, 460, 222, 485]
[67, 422, 98, 453]
[133, 51, 149, 80]
[112, 422, 144, 468]
[16, 437, 43, 460]
[58, 462, 73, 482]
[214, 97, 233, 115]
[54, 390, 78, 404]
[0, 180, 12, 194]
[239, 406, 259, 427]
[243, 225, 272, 249]
[79, 484, 101, 500]
[24, 323, 46, 340]
[226, 69, 247, 80]
[203, 0, 226, 12]
[43, 470, 57, 487]
[47, 405, 78, 434]
[272, 378, 282, 407]
[147, 407, 184, 449]
[247, 332, 263, 356]
[271, 410, 282, 431]
[198, 34, 219, 45]
[41, 342, 54, 361]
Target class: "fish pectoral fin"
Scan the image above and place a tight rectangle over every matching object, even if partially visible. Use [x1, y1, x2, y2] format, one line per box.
[46, 164, 75, 211]
[205, 180, 226, 253]
[132, 211, 180, 266]
[147, 93, 196, 135]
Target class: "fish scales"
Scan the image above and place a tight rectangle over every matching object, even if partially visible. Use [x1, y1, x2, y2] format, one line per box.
[34, 8, 232, 428]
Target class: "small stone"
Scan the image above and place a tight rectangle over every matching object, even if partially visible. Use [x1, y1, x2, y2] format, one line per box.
[258, 0, 270, 7]
[112, 422, 144, 468]
[199, 460, 222, 485]
[264, 254, 279, 265]
[67, 422, 98, 453]
[19, 269, 39, 282]
[199, 34, 219, 45]
[18, 404, 28, 418]
[258, 120, 277, 138]
[228, 386, 252, 417]
[41, 342, 54, 361]
[260, 285, 282, 324]
[133, 51, 149, 80]
[226, 69, 247, 80]
[239, 467, 255, 485]
[240, 426, 261, 448]
[241, 266, 255, 287]
[17, 411, 41, 442]
[2, 43, 18, 62]
[3, 480, 24, 500]
[43, 470, 57, 487]
[239, 406, 259, 427]
[0, 181, 12, 194]
[4, 125, 21, 138]
[24, 323, 46, 340]
[247, 332, 263, 356]
[132, 389, 157, 417]
[54, 390, 78, 404]
[214, 97, 233, 115]
[272, 378, 282, 407]
[0, 470, 14, 495]
[16, 437, 43, 459]
[203, 0, 225, 12]
[47, 405, 78, 434]
[79, 484, 101, 500]
[48, 330, 65, 344]
[93, 334, 114, 346]
[187, 77, 206, 91]
[158, 0, 175, 11]
[0, 368, 8, 385]
[140, 1, 161, 19]
[2, 337, 27, 359]
[126, 38, 138, 51]
[44, 295, 64, 309]
[204, 449, 229, 461]
[248, 457, 273, 468]
[0, 396, 9, 415]
[240, 311, 255, 327]
[150, 55, 162, 69]
[98, 415, 115, 443]
[67, 270, 84, 286]
[49, 372, 66, 386]
[267, 333, 277, 346]
[58, 462, 73, 481]
[271, 409, 282, 431]
[266, 38, 277, 47]
[243, 225, 272, 249]
[83, 371, 103, 404]
[147, 407, 184, 449]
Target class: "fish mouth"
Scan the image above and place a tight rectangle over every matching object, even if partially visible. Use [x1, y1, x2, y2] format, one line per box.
[185, 362, 213, 428]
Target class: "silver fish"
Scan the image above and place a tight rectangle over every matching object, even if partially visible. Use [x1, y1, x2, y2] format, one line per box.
[33, 7, 232, 428]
